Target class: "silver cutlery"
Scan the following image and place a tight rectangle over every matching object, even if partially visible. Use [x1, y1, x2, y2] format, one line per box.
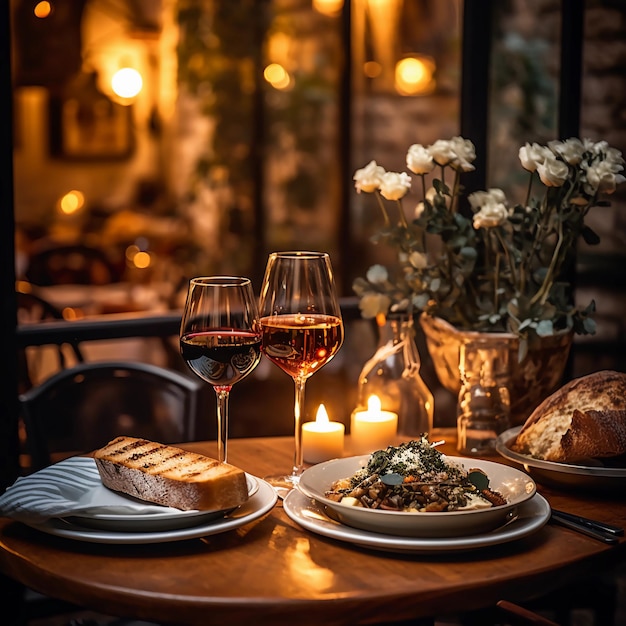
[550, 509, 623, 544]
[551, 509, 624, 536]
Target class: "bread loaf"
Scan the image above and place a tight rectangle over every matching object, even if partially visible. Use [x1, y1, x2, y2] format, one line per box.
[511, 370, 626, 462]
[94, 436, 249, 511]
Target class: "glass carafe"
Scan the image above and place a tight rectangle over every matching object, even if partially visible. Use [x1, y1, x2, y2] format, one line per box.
[457, 338, 511, 455]
[357, 315, 434, 439]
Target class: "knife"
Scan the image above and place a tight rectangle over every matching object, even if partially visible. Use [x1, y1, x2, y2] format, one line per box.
[551, 509, 624, 536]
[550, 512, 621, 544]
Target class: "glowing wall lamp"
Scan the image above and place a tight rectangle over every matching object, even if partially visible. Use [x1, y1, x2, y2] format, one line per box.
[395, 54, 436, 96]
[111, 67, 143, 100]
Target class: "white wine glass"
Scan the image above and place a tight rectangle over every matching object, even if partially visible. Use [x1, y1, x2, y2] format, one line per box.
[259, 251, 344, 495]
[180, 276, 261, 463]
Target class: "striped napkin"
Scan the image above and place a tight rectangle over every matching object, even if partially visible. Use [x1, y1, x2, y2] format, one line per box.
[0, 456, 175, 524]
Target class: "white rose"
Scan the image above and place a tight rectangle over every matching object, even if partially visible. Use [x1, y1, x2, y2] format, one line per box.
[468, 188, 507, 211]
[473, 203, 508, 229]
[428, 139, 456, 166]
[406, 144, 434, 174]
[414, 202, 426, 219]
[519, 142, 551, 172]
[549, 138, 585, 165]
[353, 160, 385, 193]
[358, 293, 391, 319]
[448, 136, 476, 172]
[366, 264, 388, 284]
[536, 156, 569, 187]
[379, 171, 412, 200]
[604, 146, 625, 168]
[583, 161, 626, 194]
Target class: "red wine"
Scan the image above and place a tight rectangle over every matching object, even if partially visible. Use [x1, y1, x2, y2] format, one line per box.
[180, 329, 261, 389]
[260, 314, 343, 379]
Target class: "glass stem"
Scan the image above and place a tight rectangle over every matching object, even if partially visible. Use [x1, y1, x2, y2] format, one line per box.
[292, 377, 306, 477]
[215, 387, 231, 463]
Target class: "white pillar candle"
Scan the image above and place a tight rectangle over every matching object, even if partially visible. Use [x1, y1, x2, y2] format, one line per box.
[302, 404, 345, 464]
[350, 395, 398, 454]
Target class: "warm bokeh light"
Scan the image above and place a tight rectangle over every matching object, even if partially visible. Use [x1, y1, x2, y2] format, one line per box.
[132, 250, 152, 269]
[62, 307, 84, 321]
[263, 63, 291, 90]
[15, 280, 32, 294]
[363, 61, 382, 78]
[125, 244, 140, 262]
[312, 0, 343, 17]
[395, 55, 436, 95]
[59, 190, 85, 215]
[111, 67, 143, 99]
[34, 1, 52, 18]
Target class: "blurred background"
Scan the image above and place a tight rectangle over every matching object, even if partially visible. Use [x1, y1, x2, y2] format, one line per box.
[9, 0, 626, 435]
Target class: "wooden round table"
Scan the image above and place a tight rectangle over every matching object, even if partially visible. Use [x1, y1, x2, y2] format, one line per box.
[1, 434, 625, 625]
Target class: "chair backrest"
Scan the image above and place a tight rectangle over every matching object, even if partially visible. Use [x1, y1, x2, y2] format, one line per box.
[20, 361, 204, 471]
[16, 290, 85, 393]
[25, 244, 120, 286]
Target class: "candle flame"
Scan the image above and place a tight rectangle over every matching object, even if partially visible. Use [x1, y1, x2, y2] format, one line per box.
[316, 404, 330, 425]
[367, 395, 382, 414]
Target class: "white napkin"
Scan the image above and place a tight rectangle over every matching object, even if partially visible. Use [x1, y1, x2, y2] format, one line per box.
[0, 456, 181, 524]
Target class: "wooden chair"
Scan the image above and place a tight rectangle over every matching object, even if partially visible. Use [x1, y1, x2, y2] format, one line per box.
[25, 244, 121, 286]
[20, 360, 205, 472]
[16, 289, 85, 395]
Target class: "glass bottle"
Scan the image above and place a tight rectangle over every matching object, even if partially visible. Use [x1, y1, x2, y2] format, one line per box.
[457, 338, 511, 455]
[357, 315, 434, 439]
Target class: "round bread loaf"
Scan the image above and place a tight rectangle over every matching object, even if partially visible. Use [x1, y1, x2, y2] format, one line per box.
[510, 370, 626, 462]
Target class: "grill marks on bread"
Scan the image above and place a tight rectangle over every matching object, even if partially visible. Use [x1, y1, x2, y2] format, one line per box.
[102, 438, 220, 481]
[94, 436, 250, 511]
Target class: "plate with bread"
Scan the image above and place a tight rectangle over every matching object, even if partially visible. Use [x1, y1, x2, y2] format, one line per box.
[496, 370, 626, 490]
[0, 437, 278, 543]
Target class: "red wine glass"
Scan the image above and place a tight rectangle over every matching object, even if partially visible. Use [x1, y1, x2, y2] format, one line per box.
[180, 276, 261, 463]
[258, 251, 344, 495]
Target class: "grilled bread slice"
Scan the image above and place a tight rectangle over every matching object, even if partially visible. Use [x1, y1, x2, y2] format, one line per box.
[511, 370, 626, 462]
[94, 436, 249, 511]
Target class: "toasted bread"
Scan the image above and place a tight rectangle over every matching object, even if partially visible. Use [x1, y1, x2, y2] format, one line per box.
[511, 370, 626, 462]
[94, 436, 249, 511]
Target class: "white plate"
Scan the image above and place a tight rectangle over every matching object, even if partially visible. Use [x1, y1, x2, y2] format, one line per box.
[284, 489, 550, 553]
[27, 479, 277, 544]
[70, 474, 260, 531]
[497, 426, 626, 490]
[298, 455, 536, 537]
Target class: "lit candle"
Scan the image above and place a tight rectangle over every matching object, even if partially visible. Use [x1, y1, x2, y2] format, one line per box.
[350, 395, 398, 454]
[302, 404, 345, 464]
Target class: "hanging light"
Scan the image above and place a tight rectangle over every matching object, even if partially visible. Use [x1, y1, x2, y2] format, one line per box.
[111, 67, 143, 99]
[395, 55, 436, 96]
[313, 0, 343, 17]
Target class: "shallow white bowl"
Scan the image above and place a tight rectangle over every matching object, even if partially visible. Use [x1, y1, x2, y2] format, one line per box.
[298, 455, 536, 538]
